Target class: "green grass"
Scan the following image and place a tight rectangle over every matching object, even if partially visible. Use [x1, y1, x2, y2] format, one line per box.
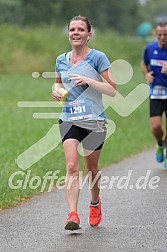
[0, 74, 66, 208]
[0, 70, 154, 209]
[0, 24, 154, 209]
[0, 24, 147, 74]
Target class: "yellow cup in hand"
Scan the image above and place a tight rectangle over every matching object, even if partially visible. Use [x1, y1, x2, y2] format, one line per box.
[59, 88, 68, 105]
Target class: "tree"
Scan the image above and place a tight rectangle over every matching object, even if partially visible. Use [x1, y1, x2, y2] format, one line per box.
[60, 0, 141, 34]
[0, 0, 143, 34]
[138, 0, 167, 26]
[21, 0, 62, 25]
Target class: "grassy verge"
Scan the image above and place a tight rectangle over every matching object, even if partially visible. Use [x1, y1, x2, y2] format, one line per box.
[0, 70, 154, 209]
[0, 24, 153, 209]
[0, 24, 147, 74]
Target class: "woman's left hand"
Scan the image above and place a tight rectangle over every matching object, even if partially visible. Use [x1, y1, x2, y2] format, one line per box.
[68, 74, 90, 86]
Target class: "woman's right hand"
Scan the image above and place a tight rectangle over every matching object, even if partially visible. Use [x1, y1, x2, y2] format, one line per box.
[51, 83, 63, 101]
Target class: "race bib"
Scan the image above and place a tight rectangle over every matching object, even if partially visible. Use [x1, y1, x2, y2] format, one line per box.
[66, 99, 93, 120]
[150, 86, 167, 99]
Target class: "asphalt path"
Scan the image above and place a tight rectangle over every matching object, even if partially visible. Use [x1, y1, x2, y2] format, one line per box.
[0, 148, 167, 252]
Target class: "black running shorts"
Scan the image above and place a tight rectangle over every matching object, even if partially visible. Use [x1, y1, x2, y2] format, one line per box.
[150, 98, 167, 117]
[59, 120, 106, 151]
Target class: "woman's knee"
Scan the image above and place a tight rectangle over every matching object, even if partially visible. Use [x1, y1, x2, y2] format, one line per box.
[66, 161, 79, 176]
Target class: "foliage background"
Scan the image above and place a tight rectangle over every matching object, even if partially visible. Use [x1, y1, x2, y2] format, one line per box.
[0, 0, 167, 34]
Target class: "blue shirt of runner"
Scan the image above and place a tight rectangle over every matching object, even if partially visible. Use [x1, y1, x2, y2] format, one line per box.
[143, 41, 167, 88]
[55, 49, 111, 122]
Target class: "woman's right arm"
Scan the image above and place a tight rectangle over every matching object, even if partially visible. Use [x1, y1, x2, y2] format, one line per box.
[51, 78, 64, 101]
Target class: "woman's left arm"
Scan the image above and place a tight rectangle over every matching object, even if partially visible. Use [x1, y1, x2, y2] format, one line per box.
[69, 68, 116, 97]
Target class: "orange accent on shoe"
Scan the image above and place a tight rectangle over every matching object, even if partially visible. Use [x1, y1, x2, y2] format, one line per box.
[65, 211, 80, 230]
[88, 197, 102, 226]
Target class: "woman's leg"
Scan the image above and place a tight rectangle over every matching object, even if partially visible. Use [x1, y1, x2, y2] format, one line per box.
[63, 139, 80, 212]
[84, 149, 103, 226]
[84, 149, 101, 203]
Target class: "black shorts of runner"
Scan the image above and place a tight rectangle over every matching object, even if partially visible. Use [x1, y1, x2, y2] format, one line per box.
[150, 99, 167, 117]
[59, 120, 106, 151]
